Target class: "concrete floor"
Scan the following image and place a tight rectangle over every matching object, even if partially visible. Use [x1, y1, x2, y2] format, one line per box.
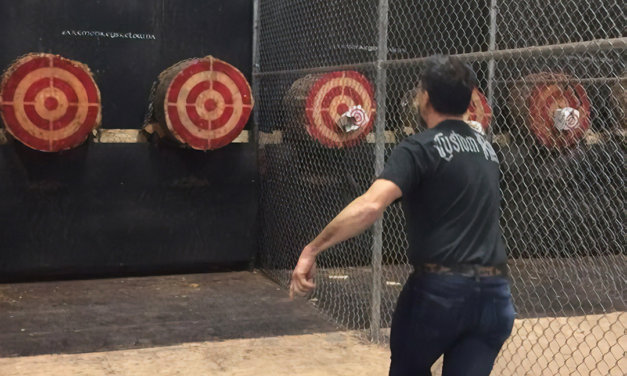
[0, 271, 339, 357]
[0, 331, 391, 376]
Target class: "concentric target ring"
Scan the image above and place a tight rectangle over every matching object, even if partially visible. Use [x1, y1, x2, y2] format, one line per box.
[526, 73, 591, 149]
[305, 71, 376, 148]
[0, 54, 101, 152]
[164, 56, 253, 150]
[464, 88, 492, 132]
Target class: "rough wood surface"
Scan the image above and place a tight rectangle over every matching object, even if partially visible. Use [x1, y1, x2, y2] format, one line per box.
[509, 72, 591, 149]
[0, 53, 101, 152]
[148, 56, 253, 150]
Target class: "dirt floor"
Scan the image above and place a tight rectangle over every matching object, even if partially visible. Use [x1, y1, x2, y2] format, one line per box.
[0, 331, 391, 376]
[0, 271, 338, 357]
[0, 271, 624, 375]
[495, 312, 626, 376]
[0, 314, 624, 376]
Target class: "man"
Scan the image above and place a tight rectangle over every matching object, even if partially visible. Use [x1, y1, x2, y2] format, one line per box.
[290, 55, 515, 375]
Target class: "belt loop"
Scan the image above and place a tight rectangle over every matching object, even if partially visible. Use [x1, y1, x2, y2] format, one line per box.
[473, 265, 480, 282]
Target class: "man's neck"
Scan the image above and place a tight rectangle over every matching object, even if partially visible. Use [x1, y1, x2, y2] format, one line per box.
[425, 113, 465, 129]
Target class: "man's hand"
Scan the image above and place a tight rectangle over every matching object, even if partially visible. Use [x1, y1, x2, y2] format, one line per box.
[288, 179, 401, 300]
[289, 251, 317, 299]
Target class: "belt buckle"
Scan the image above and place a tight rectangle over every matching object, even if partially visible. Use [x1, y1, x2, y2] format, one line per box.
[424, 264, 439, 273]
[478, 266, 490, 277]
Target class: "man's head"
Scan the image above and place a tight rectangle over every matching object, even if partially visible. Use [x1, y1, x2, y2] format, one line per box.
[416, 55, 478, 127]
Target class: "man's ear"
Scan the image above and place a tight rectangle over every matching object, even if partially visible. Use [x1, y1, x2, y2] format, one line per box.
[420, 89, 430, 111]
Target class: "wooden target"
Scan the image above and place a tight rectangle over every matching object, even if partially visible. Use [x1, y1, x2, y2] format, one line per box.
[152, 56, 253, 150]
[402, 86, 491, 134]
[610, 75, 626, 129]
[464, 88, 492, 133]
[0, 53, 101, 152]
[511, 72, 591, 149]
[284, 71, 376, 148]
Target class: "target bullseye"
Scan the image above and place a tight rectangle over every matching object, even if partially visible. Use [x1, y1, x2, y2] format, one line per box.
[204, 99, 218, 112]
[44, 97, 58, 111]
[152, 56, 254, 150]
[0, 53, 101, 152]
[337, 103, 349, 116]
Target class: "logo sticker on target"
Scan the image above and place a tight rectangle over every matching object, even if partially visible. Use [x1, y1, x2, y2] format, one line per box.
[0, 53, 102, 152]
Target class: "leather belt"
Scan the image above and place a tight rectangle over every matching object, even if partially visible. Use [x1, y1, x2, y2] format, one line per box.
[420, 263, 508, 278]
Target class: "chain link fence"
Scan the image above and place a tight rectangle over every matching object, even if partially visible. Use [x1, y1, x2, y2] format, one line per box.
[253, 1, 625, 374]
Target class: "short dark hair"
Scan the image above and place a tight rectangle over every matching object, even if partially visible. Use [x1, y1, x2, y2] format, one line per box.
[419, 55, 478, 115]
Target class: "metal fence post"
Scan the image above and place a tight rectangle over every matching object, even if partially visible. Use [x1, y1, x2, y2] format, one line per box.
[370, 0, 389, 343]
[252, 0, 261, 134]
[487, 0, 498, 141]
[487, 0, 497, 105]
[251, 0, 262, 270]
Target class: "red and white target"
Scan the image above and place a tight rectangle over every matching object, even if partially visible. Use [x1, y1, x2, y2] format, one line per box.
[0, 53, 101, 152]
[305, 71, 376, 148]
[464, 88, 492, 133]
[526, 73, 591, 149]
[164, 56, 253, 150]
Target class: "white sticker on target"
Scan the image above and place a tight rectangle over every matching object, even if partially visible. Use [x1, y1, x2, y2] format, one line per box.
[553, 107, 580, 131]
[337, 105, 369, 133]
[466, 120, 485, 135]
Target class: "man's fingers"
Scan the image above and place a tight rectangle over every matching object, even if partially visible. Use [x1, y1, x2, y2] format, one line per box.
[289, 252, 317, 300]
[300, 277, 315, 290]
[289, 283, 303, 300]
[308, 263, 317, 279]
[290, 273, 315, 298]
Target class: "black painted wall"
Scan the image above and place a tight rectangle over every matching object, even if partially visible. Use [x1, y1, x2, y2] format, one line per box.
[0, 0, 256, 281]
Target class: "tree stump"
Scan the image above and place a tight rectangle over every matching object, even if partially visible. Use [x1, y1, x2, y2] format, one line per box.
[150, 56, 253, 150]
[509, 72, 591, 150]
[465, 88, 492, 134]
[282, 71, 376, 148]
[0, 53, 101, 152]
[400, 86, 492, 135]
[609, 75, 625, 130]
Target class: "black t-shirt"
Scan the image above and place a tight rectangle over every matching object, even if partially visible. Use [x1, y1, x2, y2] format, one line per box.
[379, 119, 507, 267]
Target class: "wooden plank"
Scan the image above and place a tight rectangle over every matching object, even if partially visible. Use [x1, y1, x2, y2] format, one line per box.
[94, 129, 147, 143]
[92, 129, 250, 144]
[366, 131, 396, 144]
[258, 130, 282, 145]
[1, 128, 622, 146]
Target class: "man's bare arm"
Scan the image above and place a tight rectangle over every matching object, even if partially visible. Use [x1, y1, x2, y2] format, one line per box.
[306, 179, 402, 256]
[290, 179, 402, 298]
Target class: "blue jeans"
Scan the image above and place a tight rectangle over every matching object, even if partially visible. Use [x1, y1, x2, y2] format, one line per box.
[389, 272, 515, 376]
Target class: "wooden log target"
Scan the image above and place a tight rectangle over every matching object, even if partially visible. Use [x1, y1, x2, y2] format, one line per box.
[510, 72, 591, 149]
[152, 56, 253, 150]
[464, 88, 492, 133]
[610, 75, 626, 129]
[283, 71, 376, 148]
[398, 86, 423, 135]
[0, 53, 101, 152]
[401, 86, 492, 134]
